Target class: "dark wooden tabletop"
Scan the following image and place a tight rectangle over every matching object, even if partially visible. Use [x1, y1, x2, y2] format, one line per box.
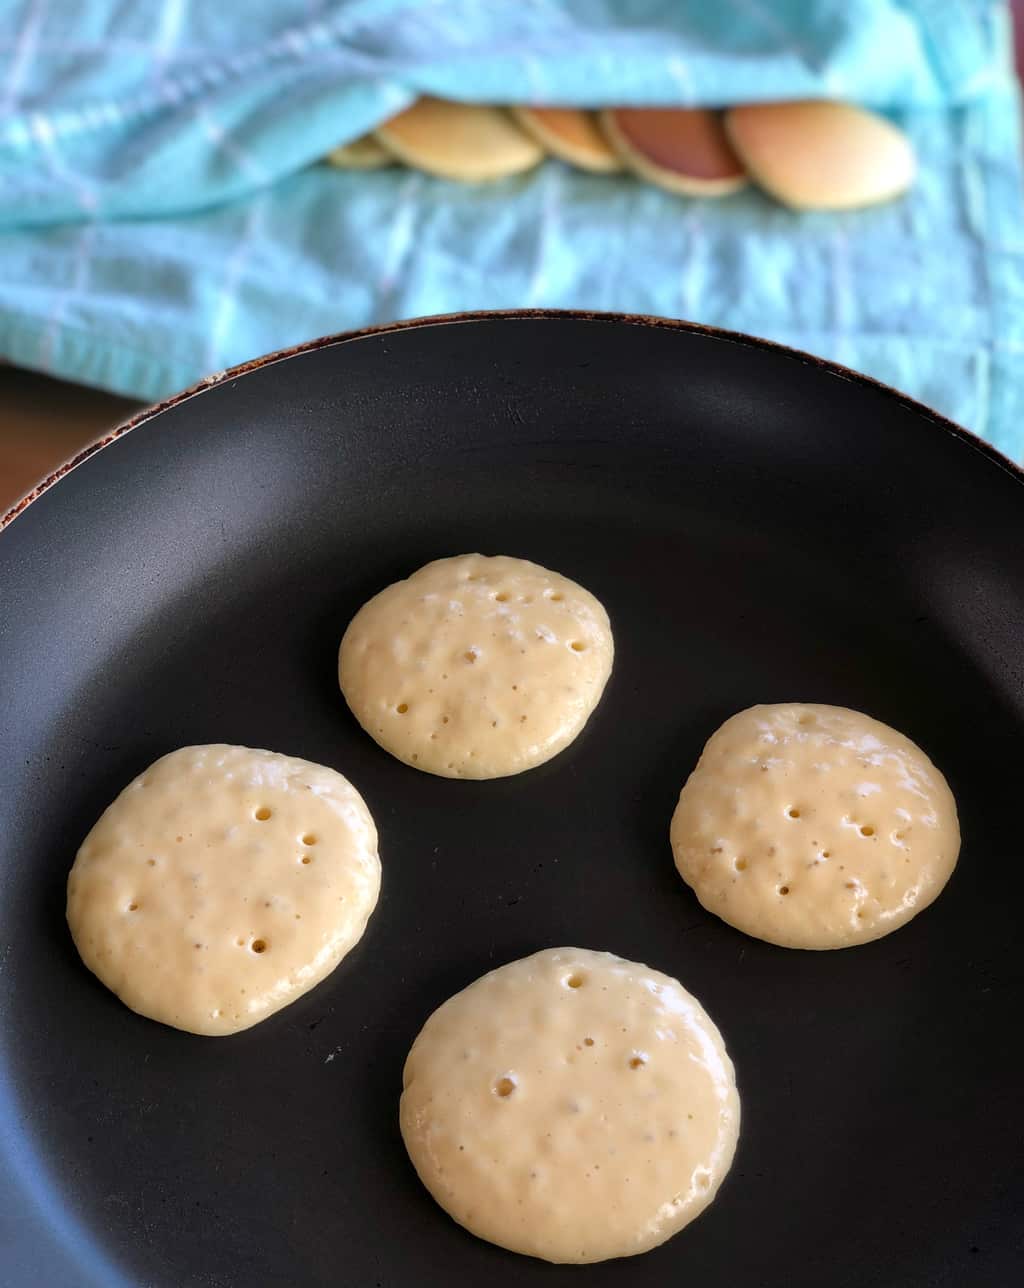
[0, 368, 140, 514]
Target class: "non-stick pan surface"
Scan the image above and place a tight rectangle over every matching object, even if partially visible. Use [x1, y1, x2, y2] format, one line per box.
[1, 313, 1022, 1288]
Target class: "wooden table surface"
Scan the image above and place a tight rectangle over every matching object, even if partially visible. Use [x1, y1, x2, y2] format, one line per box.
[3, 3, 1022, 517]
[0, 368, 140, 514]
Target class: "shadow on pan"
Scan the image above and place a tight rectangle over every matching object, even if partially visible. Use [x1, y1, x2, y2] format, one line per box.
[1, 312, 1022, 1288]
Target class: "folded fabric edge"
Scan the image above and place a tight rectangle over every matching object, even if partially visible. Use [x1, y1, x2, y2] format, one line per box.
[0, 312, 192, 406]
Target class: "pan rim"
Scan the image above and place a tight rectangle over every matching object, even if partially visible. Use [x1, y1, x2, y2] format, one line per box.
[3, 309, 1022, 535]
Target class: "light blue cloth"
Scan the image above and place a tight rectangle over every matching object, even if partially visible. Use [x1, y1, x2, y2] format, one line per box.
[0, 0, 1022, 460]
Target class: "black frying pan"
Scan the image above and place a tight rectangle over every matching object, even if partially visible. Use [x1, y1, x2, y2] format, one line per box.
[1, 312, 1022, 1288]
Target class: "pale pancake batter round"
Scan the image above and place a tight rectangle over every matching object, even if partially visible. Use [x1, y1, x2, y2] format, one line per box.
[338, 554, 613, 778]
[400, 947, 740, 1264]
[671, 704, 959, 950]
[67, 744, 381, 1035]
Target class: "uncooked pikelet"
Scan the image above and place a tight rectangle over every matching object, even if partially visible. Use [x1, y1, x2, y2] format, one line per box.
[67, 744, 381, 1035]
[400, 947, 740, 1263]
[338, 554, 613, 779]
[670, 703, 959, 949]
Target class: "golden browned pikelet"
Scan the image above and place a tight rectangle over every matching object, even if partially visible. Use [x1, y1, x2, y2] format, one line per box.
[375, 97, 543, 181]
[600, 106, 747, 196]
[511, 106, 622, 173]
[725, 100, 916, 210]
[325, 134, 393, 169]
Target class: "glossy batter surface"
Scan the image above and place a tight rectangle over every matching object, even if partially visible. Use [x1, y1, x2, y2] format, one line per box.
[67, 744, 381, 1035]
[671, 704, 959, 949]
[401, 947, 740, 1263]
[339, 554, 613, 778]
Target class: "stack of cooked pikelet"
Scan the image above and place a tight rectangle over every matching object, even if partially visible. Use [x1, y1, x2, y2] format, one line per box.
[326, 97, 916, 210]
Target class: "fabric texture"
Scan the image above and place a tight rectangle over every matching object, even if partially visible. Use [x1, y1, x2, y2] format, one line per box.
[0, 0, 1021, 459]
